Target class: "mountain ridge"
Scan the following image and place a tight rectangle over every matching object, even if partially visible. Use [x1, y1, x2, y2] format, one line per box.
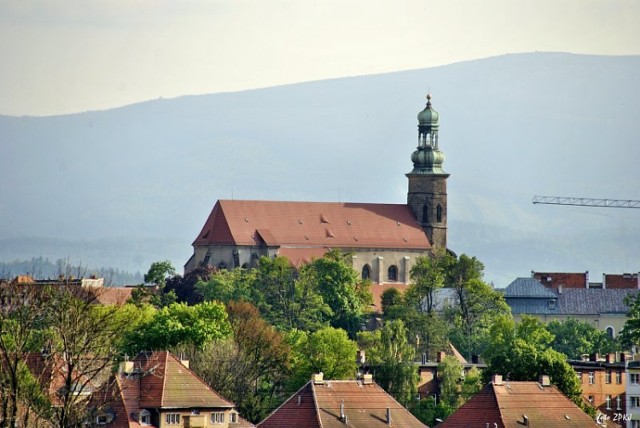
[2, 52, 639, 286]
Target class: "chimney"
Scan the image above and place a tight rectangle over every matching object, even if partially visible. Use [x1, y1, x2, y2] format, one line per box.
[523, 415, 529, 426]
[437, 351, 446, 363]
[606, 353, 616, 363]
[362, 374, 373, 385]
[539, 375, 550, 386]
[339, 401, 348, 424]
[120, 360, 134, 374]
[386, 408, 391, 426]
[312, 372, 324, 384]
[590, 353, 599, 362]
[357, 350, 366, 365]
[492, 374, 503, 385]
[558, 284, 563, 295]
[421, 353, 427, 365]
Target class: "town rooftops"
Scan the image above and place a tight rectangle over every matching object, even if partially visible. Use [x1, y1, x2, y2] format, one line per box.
[438, 377, 598, 427]
[193, 200, 431, 250]
[501, 277, 637, 315]
[258, 375, 426, 428]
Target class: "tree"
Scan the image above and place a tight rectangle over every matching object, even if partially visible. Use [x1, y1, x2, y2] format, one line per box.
[446, 275, 510, 361]
[135, 260, 177, 308]
[380, 288, 402, 316]
[196, 267, 259, 305]
[288, 327, 357, 389]
[410, 254, 449, 316]
[183, 301, 290, 423]
[618, 293, 640, 349]
[438, 355, 464, 411]
[304, 250, 371, 336]
[45, 285, 134, 428]
[0, 283, 51, 428]
[362, 320, 418, 406]
[483, 315, 583, 406]
[547, 318, 617, 359]
[123, 301, 232, 354]
[165, 265, 218, 305]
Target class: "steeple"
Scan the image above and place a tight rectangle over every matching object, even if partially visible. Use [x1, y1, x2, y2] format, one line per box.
[407, 94, 449, 252]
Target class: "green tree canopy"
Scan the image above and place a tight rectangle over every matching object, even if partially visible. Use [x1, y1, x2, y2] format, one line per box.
[288, 327, 357, 390]
[547, 318, 618, 359]
[123, 301, 232, 354]
[483, 315, 583, 406]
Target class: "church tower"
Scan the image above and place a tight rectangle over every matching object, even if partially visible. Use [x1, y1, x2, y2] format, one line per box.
[406, 94, 449, 252]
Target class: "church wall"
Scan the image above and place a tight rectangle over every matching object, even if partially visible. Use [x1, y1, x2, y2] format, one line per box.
[350, 248, 430, 284]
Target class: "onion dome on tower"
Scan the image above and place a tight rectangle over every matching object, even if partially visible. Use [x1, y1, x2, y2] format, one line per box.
[410, 94, 446, 174]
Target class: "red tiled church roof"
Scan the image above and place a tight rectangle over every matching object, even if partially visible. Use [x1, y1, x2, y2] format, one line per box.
[193, 200, 431, 251]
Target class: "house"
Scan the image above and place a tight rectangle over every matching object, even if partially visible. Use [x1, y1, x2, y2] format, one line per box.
[625, 360, 640, 428]
[23, 351, 253, 428]
[416, 345, 486, 400]
[185, 95, 451, 311]
[501, 277, 637, 338]
[257, 373, 426, 428]
[92, 351, 253, 428]
[568, 353, 626, 424]
[437, 375, 598, 427]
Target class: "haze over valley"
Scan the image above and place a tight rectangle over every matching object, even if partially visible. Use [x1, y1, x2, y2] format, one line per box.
[2, 52, 639, 286]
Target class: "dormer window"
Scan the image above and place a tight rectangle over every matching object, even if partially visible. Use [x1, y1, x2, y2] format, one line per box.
[548, 299, 556, 310]
[139, 410, 150, 425]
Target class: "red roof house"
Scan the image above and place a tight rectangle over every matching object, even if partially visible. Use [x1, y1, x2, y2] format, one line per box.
[438, 375, 598, 427]
[258, 373, 427, 428]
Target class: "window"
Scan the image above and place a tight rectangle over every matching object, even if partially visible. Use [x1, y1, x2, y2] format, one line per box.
[362, 264, 371, 280]
[230, 412, 238, 423]
[631, 396, 640, 408]
[436, 204, 442, 223]
[588, 395, 594, 404]
[165, 413, 181, 425]
[211, 412, 225, 424]
[388, 265, 398, 282]
[606, 395, 612, 410]
[548, 299, 556, 310]
[631, 373, 640, 384]
[606, 326, 615, 338]
[139, 410, 150, 425]
[96, 415, 108, 425]
[606, 370, 612, 384]
[616, 396, 622, 410]
[422, 204, 429, 223]
[616, 371, 622, 384]
[588, 372, 595, 384]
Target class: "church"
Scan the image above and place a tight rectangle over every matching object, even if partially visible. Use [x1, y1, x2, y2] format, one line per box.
[184, 95, 449, 301]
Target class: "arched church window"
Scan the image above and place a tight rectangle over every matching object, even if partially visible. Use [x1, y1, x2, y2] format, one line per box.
[388, 265, 398, 282]
[422, 204, 429, 223]
[606, 326, 615, 338]
[436, 204, 442, 223]
[362, 264, 371, 280]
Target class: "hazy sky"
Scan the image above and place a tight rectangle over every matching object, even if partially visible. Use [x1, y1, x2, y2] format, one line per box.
[2, 0, 639, 116]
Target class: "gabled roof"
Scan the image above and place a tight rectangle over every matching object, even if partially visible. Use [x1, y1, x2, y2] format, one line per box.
[134, 351, 234, 409]
[504, 277, 558, 298]
[193, 200, 430, 250]
[258, 379, 427, 428]
[439, 380, 598, 427]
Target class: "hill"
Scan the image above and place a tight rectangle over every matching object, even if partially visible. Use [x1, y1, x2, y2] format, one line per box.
[2, 52, 639, 285]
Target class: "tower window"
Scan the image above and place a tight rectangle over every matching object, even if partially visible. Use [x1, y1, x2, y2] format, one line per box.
[436, 204, 442, 223]
[362, 264, 371, 280]
[422, 204, 429, 223]
[388, 265, 398, 282]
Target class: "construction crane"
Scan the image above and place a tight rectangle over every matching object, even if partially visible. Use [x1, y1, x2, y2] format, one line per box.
[532, 195, 640, 208]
